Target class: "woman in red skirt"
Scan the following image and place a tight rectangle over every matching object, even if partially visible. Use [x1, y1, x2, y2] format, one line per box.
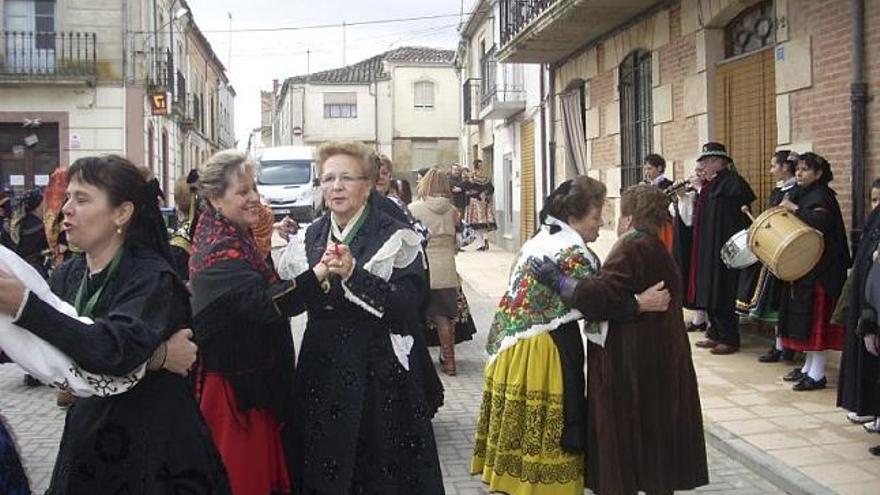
[778, 152, 852, 391]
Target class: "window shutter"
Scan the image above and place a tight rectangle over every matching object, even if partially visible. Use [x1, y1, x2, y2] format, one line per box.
[324, 92, 357, 105]
[415, 81, 434, 108]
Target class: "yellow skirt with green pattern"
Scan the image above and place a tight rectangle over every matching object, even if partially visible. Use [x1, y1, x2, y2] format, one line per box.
[470, 332, 583, 495]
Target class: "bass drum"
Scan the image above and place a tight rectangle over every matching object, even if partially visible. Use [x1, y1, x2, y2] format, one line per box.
[747, 207, 824, 281]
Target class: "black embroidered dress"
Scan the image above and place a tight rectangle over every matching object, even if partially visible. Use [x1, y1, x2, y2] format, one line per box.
[292, 199, 444, 495]
[13, 246, 230, 494]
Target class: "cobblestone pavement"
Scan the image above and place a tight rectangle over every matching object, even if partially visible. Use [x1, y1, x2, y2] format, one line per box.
[1, 284, 782, 494]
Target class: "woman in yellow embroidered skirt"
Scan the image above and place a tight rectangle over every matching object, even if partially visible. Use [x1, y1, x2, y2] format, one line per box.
[471, 177, 667, 494]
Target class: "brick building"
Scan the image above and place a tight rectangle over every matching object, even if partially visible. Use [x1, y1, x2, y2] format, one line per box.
[487, 0, 878, 239]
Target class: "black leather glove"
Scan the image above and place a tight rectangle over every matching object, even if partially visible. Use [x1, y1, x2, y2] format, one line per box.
[528, 256, 580, 304]
[528, 256, 564, 290]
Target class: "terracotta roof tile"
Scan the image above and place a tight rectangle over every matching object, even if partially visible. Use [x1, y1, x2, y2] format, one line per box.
[285, 46, 454, 85]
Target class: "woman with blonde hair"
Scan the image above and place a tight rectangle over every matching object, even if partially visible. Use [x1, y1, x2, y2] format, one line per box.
[410, 168, 476, 375]
[190, 150, 331, 494]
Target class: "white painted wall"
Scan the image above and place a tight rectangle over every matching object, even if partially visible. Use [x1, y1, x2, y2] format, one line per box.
[0, 86, 126, 161]
[391, 65, 460, 139]
[299, 83, 377, 144]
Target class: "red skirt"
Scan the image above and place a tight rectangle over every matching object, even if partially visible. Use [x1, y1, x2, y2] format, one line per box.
[199, 374, 291, 495]
[659, 220, 674, 254]
[781, 283, 845, 352]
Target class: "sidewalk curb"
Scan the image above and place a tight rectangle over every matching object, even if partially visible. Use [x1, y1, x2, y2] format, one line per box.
[704, 422, 834, 495]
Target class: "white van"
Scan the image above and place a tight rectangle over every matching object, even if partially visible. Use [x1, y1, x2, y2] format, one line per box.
[256, 146, 321, 222]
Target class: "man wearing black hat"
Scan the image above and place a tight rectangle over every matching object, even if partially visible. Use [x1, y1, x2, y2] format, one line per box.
[690, 142, 756, 354]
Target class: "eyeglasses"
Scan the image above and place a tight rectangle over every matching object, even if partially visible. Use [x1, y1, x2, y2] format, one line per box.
[320, 174, 367, 187]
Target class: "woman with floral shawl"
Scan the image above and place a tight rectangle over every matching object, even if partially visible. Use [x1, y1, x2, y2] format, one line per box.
[532, 185, 708, 495]
[471, 177, 669, 495]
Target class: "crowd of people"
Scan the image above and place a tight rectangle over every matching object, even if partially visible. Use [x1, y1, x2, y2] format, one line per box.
[665, 143, 879, 453]
[0, 137, 877, 495]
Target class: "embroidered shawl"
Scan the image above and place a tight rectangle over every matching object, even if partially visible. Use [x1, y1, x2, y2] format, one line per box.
[189, 209, 277, 284]
[485, 216, 607, 364]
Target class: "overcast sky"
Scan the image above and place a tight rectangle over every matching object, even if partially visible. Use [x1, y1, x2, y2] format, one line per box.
[186, 0, 468, 147]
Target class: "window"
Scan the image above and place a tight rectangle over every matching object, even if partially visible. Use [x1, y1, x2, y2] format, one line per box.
[411, 140, 438, 170]
[619, 50, 653, 190]
[34, 1, 56, 50]
[4, 0, 56, 55]
[192, 95, 201, 130]
[414, 81, 435, 109]
[725, 1, 775, 58]
[324, 92, 357, 119]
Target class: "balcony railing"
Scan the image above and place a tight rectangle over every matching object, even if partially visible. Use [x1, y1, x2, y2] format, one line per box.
[479, 46, 526, 119]
[499, 0, 557, 46]
[463, 78, 482, 125]
[148, 47, 174, 92]
[0, 31, 97, 80]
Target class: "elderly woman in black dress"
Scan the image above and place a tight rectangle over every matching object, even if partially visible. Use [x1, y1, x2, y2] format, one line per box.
[292, 141, 444, 494]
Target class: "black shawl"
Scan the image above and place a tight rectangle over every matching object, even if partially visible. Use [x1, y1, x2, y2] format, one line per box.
[778, 183, 851, 341]
[692, 170, 756, 310]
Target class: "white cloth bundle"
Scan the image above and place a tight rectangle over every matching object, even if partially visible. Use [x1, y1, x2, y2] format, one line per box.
[0, 246, 146, 397]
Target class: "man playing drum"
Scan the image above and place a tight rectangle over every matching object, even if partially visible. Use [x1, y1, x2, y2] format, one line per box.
[692, 142, 756, 355]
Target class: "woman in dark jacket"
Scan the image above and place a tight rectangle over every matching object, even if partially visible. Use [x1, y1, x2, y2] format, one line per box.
[189, 150, 329, 495]
[778, 152, 851, 391]
[0, 155, 230, 494]
[837, 178, 880, 427]
[13, 188, 49, 279]
[293, 141, 444, 494]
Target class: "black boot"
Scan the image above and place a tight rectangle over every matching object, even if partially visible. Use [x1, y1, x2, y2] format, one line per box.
[758, 346, 783, 363]
[686, 321, 707, 332]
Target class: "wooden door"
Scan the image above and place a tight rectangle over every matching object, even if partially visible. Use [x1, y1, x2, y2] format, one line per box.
[714, 47, 777, 213]
[520, 120, 536, 244]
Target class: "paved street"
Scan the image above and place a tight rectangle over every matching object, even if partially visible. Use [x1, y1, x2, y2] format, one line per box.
[2, 268, 782, 495]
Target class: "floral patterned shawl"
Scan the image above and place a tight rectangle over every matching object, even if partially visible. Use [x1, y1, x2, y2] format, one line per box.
[485, 216, 607, 363]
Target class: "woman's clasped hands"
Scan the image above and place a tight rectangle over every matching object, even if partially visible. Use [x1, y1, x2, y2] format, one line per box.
[314, 243, 355, 282]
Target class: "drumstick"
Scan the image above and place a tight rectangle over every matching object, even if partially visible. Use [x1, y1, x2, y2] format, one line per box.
[741, 205, 756, 223]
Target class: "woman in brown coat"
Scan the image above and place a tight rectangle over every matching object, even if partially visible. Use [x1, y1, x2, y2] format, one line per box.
[532, 184, 708, 494]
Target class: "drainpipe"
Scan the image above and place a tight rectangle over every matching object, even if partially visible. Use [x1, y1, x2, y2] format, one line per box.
[850, 0, 867, 248]
[539, 64, 547, 199]
[547, 65, 556, 188]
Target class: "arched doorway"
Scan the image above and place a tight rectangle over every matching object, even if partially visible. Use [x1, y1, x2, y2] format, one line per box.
[713, 1, 777, 213]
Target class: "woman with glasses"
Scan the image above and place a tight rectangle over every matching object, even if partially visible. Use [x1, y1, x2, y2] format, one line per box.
[292, 141, 443, 494]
